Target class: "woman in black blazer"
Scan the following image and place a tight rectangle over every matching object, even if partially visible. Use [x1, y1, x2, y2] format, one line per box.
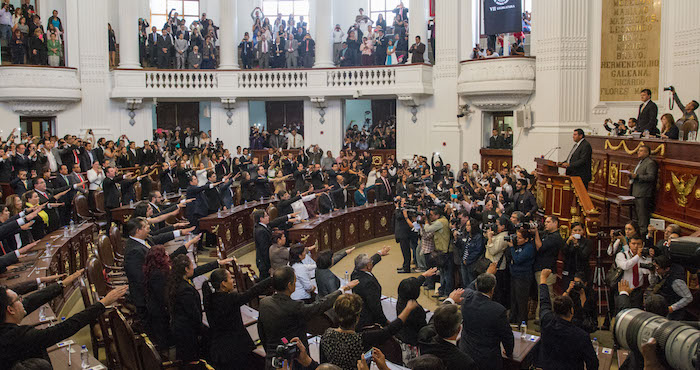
[202, 268, 272, 369]
[660, 113, 679, 140]
[166, 254, 230, 361]
[28, 28, 47, 65]
[240, 171, 256, 202]
[395, 267, 438, 346]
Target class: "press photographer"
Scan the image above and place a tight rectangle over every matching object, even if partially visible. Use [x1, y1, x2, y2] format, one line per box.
[533, 216, 565, 321]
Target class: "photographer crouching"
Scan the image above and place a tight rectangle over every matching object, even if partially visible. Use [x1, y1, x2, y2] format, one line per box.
[533, 215, 565, 325]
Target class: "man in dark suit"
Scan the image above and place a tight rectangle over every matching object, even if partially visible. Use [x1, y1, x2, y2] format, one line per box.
[374, 169, 394, 202]
[351, 248, 391, 329]
[318, 191, 337, 214]
[536, 269, 598, 369]
[239, 32, 254, 69]
[636, 88, 658, 134]
[257, 34, 272, 69]
[78, 142, 97, 172]
[148, 26, 159, 66]
[488, 129, 504, 149]
[409, 36, 426, 63]
[310, 164, 326, 190]
[374, 30, 388, 65]
[258, 266, 355, 368]
[103, 167, 137, 210]
[300, 33, 315, 68]
[10, 170, 32, 197]
[629, 145, 657, 230]
[123, 217, 189, 320]
[185, 174, 212, 228]
[459, 273, 514, 370]
[253, 209, 299, 280]
[561, 128, 593, 188]
[157, 27, 174, 69]
[253, 166, 271, 199]
[11, 144, 36, 176]
[68, 164, 89, 198]
[417, 303, 477, 370]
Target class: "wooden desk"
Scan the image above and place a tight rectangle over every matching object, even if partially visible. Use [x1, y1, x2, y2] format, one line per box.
[617, 349, 630, 368]
[0, 223, 96, 313]
[587, 135, 700, 233]
[287, 202, 395, 252]
[480, 148, 513, 172]
[597, 347, 615, 370]
[48, 342, 104, 370]
[199, 198, 279, 256]
[504, 332, 540, 369]
[251, 149, 396, 168]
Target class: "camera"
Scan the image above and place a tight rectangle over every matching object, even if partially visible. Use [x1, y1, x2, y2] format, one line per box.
[668, 236, 700, 269]
[615, 309, 699, 370]
[641, 246, 651, 258]
[612, 229, 624, 237]
[270, 341, 300, 368]
[572, 281, 585, 291]
[663, 86, 674, 91]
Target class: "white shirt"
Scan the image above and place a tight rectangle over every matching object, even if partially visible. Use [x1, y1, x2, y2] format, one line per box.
[196, 169, 208, 186]
[290, 259, 317, 300]
[44, 149, 58, 172]
[291, 194, 315, 221]
[87, 168, 106, 191]
[332, 29, 345, 43]
[615, 249, 651, 290]
[286, 133, 304, 149]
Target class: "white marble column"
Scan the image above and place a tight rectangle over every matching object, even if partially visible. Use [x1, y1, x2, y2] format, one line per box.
[313, 0, 334, 68]
[64, 0, 80, 68]
[118, 0, 141, 68]
[218, 0, 239, 69]
[409, 0, 428, 62]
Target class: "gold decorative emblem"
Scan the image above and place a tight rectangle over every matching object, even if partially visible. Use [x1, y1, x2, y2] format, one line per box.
[604, 139, 665, 156]
[665, 183, 671, 192]
[487, 160, 493, 170]
[372, 156, 382, 165]
[695, 189, 700, 200]
[324, 232, 329, 244]
[124, 214, 131, 222]
[502, 161, 508, 169]
[536, 185, 545, 209]
[64, 259, 70, 273]
[671, 172, 697, 207]
[336, 228, 341, 239]
[212, 225, 220, 234]
[226, 229, 232, 242]
[238, 224, 244, 235]
[301, 235, 310, 243]
[591, 160, 600, 184]
[364, 220, 370, 230]
[380, 216, 387, 227]
[608, 163, 618, 186]
[349, 224, 355, 235]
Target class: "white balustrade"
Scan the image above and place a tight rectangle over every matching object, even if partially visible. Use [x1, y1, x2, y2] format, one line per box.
[327, 68, 396, 87]
[145, 71, 218, 89]
[238, 71, 308, 89]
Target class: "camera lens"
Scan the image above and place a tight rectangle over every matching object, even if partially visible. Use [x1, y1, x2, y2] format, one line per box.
[615, 309, 700, 370]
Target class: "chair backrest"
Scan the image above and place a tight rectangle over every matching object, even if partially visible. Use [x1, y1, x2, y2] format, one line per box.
[74, 194, 92, 220]
[110, 223, 125, 256]
[367, 188, 377, 203]
[377, 337, 403, 365]
[109, 309, 142, 370]
[682, 119, 699, 140]
[94, 191, 106, 213]
[266, 204, 278, 220]
[306, 312, 333, 336]
[235, 186, 242, 206]
[134, 182, 142, 201]
[137, 334, 164, 370]
[97, 232, 117, 267]
[86, 256, 109, 298]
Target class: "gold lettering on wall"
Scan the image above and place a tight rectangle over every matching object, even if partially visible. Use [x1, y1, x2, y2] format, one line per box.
[600, 0, 662, 102]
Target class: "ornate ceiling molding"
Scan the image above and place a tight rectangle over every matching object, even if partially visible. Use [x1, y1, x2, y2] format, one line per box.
[6, 100, 76, 116]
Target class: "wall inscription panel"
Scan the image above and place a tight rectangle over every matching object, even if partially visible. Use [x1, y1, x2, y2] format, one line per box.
[600, 0, 662, 102]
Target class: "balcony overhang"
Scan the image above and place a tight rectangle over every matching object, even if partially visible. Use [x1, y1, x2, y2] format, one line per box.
[0, 66, 81, 115]
[457, 56, 535, 111]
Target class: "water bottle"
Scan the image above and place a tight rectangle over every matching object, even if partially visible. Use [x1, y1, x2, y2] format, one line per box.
[63, 226, 69, 237]
[130, 199, 134, 207]
[592, 337, 599, 354]
[520, 321, 527, 341]
[260, 196, 264, 203]
[217, 208, 222, 217]
[344, 271, 349, 284]
[643, 129, 650, 138]
[244, 200, 247, 207]
[39, 305, 46, 321]
[163, 190, 167, 197]
[680, 129, 685, 141]
[45, 242, 51, 258]
[69, 220, 75, 232]
[80, 345, 89, 368]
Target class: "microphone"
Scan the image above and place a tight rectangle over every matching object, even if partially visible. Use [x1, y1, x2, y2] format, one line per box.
[543, 146, 561, 160]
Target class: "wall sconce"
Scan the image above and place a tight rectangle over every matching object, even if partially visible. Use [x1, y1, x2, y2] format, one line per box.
[221, 98, 236, 125]
[398, 94, 422, 124]
[125, 98, 142, 126]
[311, 96, 327, 125]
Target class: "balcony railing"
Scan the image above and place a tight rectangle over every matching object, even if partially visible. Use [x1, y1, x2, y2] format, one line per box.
[111, 63, 433, 99]
[0, 65, 81, 115]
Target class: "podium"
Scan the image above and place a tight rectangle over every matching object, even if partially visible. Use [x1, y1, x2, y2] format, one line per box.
[534, 157, 560, 175]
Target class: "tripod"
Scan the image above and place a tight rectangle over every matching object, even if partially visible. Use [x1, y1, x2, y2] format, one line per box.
[592, 232, 613, 329]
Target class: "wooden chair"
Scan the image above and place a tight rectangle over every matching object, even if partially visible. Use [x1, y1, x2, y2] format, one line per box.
[78, 276, 118, 368]
[96, 232, 125, 274]
[134, 182, 142, 202]
[94, 191, 106, 214]
[231, 259, 262, 309]
[109, 309, 142, 370]
[266, 204, 278, 220]
[306, 312, 334, 336]
[235, 186, 242, 206]
[681, 119, 699, 140]
[74, 194, 109, 229]
[367, 188, 377, 203]
[109, 223, 125, 259]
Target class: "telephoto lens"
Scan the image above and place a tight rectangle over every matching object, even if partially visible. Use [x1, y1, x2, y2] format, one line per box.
[615, 309, 700, 370]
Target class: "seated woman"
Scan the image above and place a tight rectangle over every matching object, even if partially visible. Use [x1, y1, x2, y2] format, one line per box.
[353, 182, 368, 207]
[203, 268, 272, 369]
[132, 202, 186, 235]
[167, 253, 232, 361]
[659, 113, 679, 140]
[320, 294, 419, 370]
[315, 247, 355, 298]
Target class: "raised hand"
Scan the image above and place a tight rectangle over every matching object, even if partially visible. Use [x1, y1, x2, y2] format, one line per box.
[100, 285, 128, 306]
[448, 288, 465, 304]
[62, 268, 85, 286]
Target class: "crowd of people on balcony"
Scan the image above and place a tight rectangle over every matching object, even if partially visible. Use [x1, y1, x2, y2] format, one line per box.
[248, 124, 305, 150]
[1, 2, 65, 67]
[470, 11, 530, 60]
[343, 118, 397, 150]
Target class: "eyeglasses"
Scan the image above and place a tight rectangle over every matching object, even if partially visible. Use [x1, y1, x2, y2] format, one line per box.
[11, 295, 22, 305]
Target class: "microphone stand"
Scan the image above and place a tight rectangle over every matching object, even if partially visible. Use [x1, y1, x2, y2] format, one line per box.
[543, 146, 561, 160]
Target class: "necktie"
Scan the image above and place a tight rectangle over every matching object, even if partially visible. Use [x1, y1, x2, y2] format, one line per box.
[632, 263, 639, 286]
[383, 177, 390, 195]
[0, 240, 5, 255]
[293, 136, 296, 147]
[306, 41, 309, 52]
[566, 142, 578, 162]
[263, 41, 267, 53]
[74, 150, 80, 165]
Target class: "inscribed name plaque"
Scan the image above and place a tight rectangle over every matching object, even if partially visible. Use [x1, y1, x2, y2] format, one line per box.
[600, 0, 662, 102]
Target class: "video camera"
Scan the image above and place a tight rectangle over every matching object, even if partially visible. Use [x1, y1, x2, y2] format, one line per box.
[270, 340, 300, 368]
[667, 236, 700, 269]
